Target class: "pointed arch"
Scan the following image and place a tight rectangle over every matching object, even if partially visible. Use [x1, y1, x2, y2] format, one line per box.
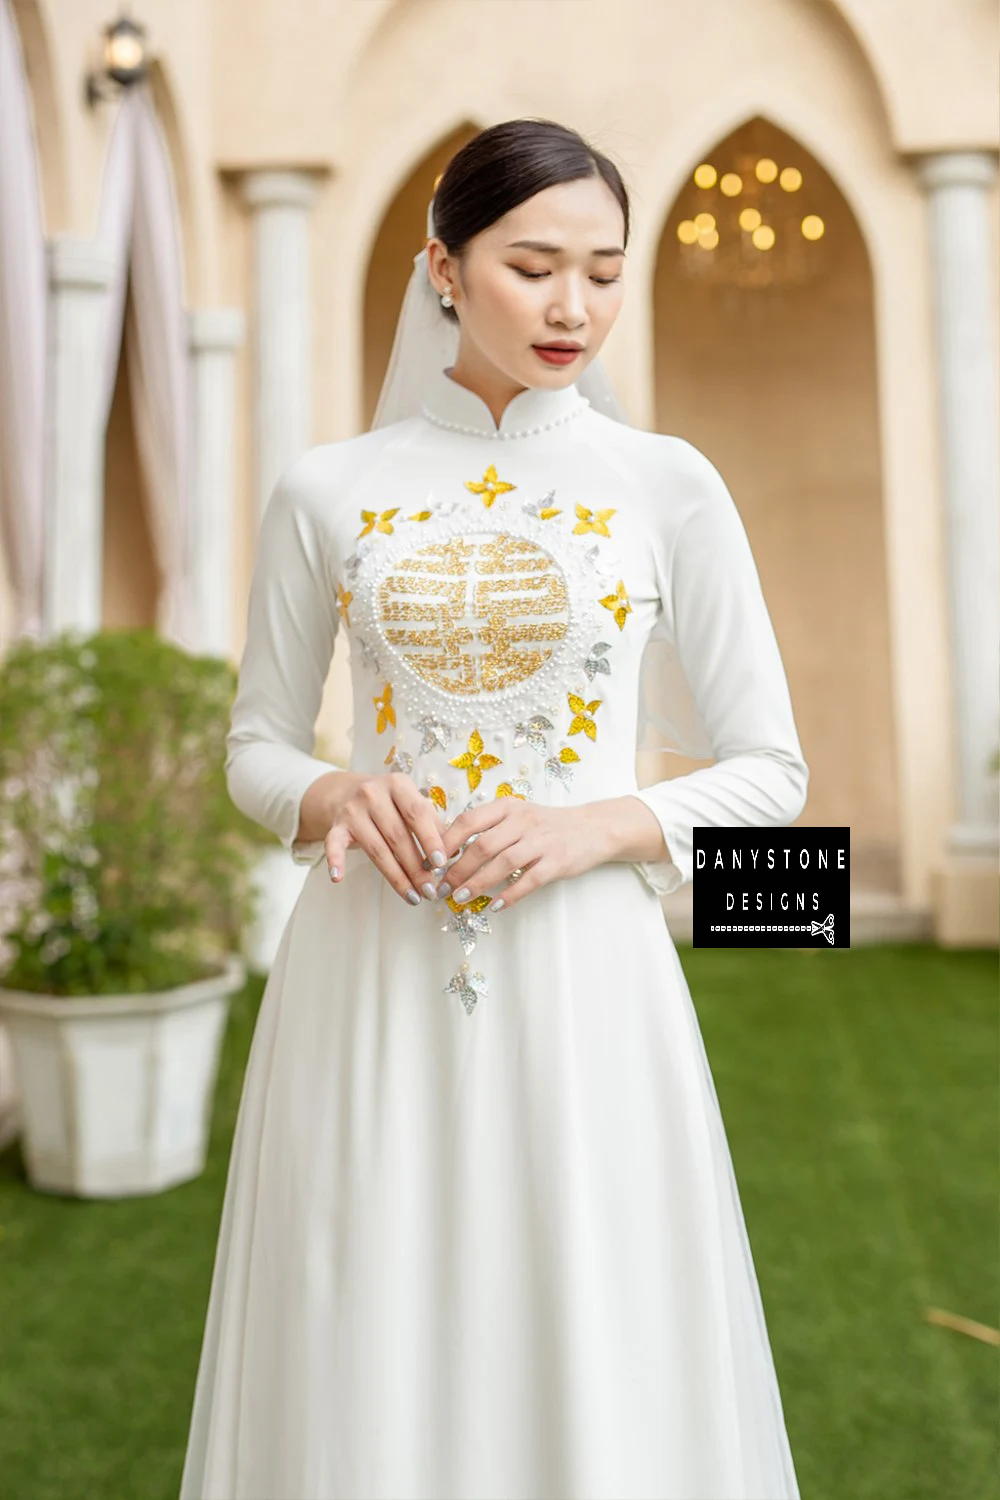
[653, 111, 900, 884]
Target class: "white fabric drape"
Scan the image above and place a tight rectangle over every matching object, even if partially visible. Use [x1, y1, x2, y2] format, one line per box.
[96, 86, 194, 645]
[0, 0, 47, 640]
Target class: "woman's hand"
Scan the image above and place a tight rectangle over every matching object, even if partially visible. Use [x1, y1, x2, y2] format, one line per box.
[437, 797, 606, 912]
[324, 772, 450, 905]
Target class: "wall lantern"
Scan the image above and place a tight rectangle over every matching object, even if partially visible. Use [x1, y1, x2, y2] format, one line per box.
[85, 10, 149, 107]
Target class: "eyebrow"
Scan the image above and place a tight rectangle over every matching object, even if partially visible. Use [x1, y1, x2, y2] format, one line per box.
[506, 239, 626, 259]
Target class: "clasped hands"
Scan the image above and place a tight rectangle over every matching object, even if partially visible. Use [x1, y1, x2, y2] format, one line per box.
[324, 769, 602, 912]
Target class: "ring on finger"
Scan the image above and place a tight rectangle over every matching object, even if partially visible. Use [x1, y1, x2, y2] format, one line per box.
[507, 867, 525, 884]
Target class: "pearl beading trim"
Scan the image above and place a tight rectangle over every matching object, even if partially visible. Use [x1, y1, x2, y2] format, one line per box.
[419, 397, 590, 440]
[347, 491, 623, 734]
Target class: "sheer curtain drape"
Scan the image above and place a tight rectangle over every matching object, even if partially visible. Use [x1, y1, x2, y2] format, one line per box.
[0, 35, 195, 648]
[0, 0, 47, 640]
[96, 86, 194, 645]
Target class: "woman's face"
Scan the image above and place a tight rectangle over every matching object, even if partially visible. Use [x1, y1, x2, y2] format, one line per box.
[427, 175, 626, 395]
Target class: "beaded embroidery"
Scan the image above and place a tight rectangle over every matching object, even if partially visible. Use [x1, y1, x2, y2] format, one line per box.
[336, 582, 353, 625]
[358, 508, 399, 537]
[345, 467, 630, 1016]
[465, 464, 516, 507]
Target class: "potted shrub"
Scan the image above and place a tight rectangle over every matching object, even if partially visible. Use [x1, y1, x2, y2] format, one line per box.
[0, 627, 256, 1197]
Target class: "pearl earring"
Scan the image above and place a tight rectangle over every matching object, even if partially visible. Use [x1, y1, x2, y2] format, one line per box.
[440, 286, 453, 309]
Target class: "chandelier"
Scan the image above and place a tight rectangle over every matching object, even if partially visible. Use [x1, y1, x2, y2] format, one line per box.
[675, 150, 827, 291]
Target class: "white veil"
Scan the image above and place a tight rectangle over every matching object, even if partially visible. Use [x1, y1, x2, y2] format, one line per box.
[367, 195, 713, 762]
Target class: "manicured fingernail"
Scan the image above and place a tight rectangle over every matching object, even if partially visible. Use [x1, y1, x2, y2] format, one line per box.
[406, 889, 421, 905]
[421, 882, 437, 898]
[437, 881, 451, 899]
[489, 897, 504, 912]
[453, 886, 470, 903]
[330, 865, 340, 881]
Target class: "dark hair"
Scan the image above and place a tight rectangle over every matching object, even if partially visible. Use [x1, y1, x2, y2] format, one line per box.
[430, 118, 631, 325]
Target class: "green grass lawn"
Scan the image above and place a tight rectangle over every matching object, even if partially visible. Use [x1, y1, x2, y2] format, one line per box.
[0, 945, 996, 1500]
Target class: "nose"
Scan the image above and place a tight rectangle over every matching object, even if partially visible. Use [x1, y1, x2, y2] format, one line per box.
[548, 273, 588, 329]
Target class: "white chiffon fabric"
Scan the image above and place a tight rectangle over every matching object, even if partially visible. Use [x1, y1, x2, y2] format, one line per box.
[180, 364, 807, 1499]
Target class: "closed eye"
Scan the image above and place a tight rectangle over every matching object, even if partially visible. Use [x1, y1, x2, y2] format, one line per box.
[514, 269, 621, 285]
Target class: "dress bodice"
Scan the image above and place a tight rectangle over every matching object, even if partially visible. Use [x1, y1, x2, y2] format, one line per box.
[224, 364, 808, 1011]
[341, 417, 656, 818]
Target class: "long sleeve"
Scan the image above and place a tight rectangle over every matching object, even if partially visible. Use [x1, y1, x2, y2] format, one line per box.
[225, 453, 346, 865]
[629, 439, 809, 896]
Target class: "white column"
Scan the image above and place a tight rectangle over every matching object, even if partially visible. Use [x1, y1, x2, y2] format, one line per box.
[241, 170, 320, 529]
[187, 307, 246, 657]
[43, 238, 117, 636]
[916, 150, 1000, 858]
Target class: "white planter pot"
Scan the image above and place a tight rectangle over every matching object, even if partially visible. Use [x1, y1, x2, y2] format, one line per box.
[0, 1021, 21, 1151]
[243, 845, 310, 973]
[0, 954, 245, 1197]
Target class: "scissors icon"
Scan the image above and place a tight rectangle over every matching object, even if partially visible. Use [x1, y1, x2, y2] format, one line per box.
[809, 913, 835, 945]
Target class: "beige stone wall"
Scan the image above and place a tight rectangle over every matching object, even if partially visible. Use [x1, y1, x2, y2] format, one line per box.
[2, 0, 997, 909]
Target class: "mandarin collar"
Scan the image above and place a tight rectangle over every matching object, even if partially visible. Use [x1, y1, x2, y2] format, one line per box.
[420, 365, 590, 440]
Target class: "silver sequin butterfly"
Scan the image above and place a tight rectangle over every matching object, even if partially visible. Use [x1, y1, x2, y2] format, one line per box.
[513, 714, 554, 757]
[445, 967, 488, 1016]
[583, 641, 613, 681]
[416, 715, 453, 754]
[442, 907, 492, 956]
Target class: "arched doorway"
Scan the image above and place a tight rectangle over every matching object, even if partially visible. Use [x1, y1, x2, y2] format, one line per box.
[102, 271, 159, 628]
[654, 115, 900, 889]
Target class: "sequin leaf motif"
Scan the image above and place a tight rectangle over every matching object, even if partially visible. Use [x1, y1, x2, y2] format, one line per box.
[512, 714, 554, 757]
[465, 464, 516, 509]
[442, 893, 493, 955]
[573, 504, 617, 537]
[424, 784, 448, 812]
[416, 715, 452, 754]
[384, 745, 413, 774]
[373, 682, 396, 733]
[567, 694, 602, 741]
[336, 582, 353, 626]
[356, 634, 380, 673]
[599, 579, 632, 630]
[449, 727, 502, 791]
[583, 642, 613, 681]
[545, 745, 581, 786]
[496, 780, 531, 800]
[445, 966, 488, 1016]
[407, 509, 433, 522]
[522, 489, 562, 521]
[358, 508, 400, 538]
[345, 540, 373, 580]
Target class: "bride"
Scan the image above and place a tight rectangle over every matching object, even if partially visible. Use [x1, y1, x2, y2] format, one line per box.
[180, 116, 807, 1500]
